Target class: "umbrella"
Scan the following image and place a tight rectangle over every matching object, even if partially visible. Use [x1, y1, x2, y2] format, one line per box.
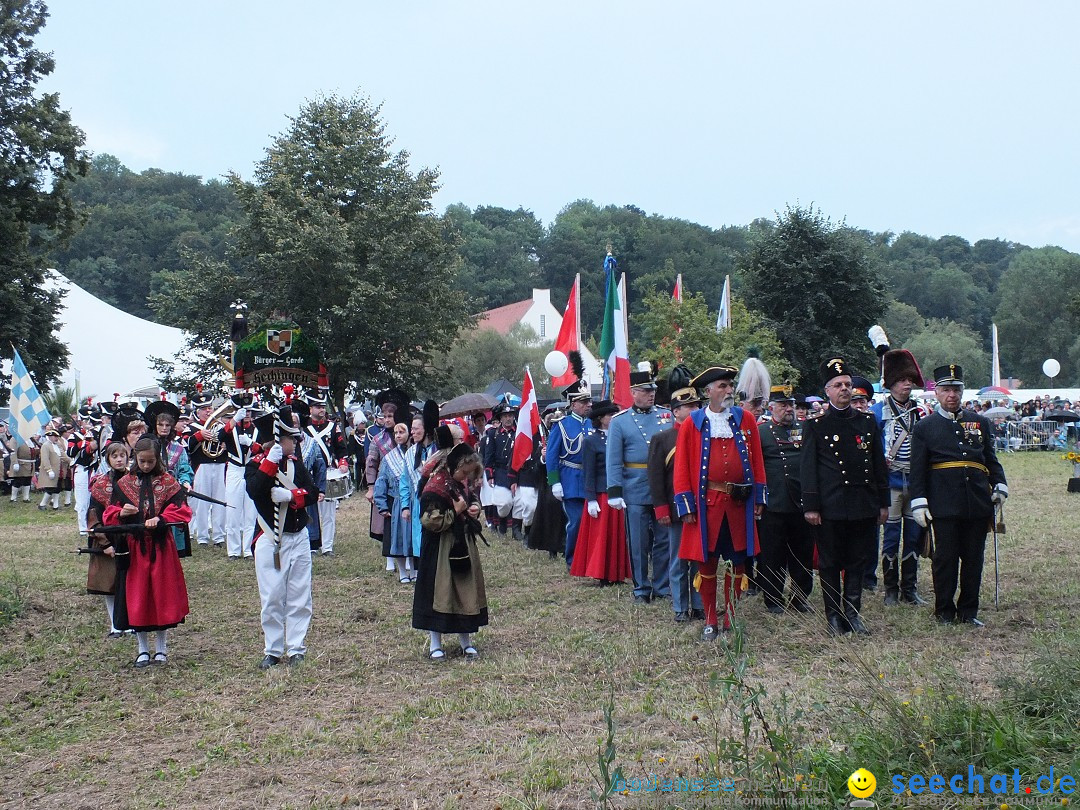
[983, 407, 1017, 419]
[439, 392, 498, 419]
[1042, 409, 1080, 423]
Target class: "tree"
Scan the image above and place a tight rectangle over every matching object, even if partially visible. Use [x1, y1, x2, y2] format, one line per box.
[630, 292, 798, 387]
[153, 94, 473, 409]
[0, 0, 88, 402]
[426, 324, 554, 401]
[42, 384, 77, 423]
[446, 204, 544, 311]
[995, 247, 1080, 386]
[905, 320, 989, 388]
[881, 300, 925, 348]
[738, 205, 886, 385]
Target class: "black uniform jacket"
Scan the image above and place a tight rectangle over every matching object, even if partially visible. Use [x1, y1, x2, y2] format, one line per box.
[800, 405, 890, 520]
[908, 408, 1007, 520]
[483, 426, 516, 488]
[647, 426, 679, 523]
[758, 419, 805, 513]
[245, 452, 320, 538]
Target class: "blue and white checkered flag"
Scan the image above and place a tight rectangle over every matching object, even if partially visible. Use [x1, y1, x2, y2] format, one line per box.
[8, 349, 52, 447]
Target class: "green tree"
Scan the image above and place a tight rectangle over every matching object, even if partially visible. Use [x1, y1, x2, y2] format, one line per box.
[630, 292, 798, 387]
[905, 320, 990, 388]
[995, 247, 1080, 386]
[738, 205, 886, 385]
[153, 94, 473, 409]
[446, 204, 544, 311]
[0, 0, 88, 402]
[426, 324, 554, 401]
[42, 385, 77, 423]
[881, 300, 926, 348]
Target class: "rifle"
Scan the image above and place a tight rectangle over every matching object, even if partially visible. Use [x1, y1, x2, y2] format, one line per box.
[186, 489, 233, 508]
[71, 547, 129, 556]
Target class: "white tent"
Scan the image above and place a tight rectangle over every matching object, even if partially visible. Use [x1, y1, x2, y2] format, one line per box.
[47, 271, 187, 401]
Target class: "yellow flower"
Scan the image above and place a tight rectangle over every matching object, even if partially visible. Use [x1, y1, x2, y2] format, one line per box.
[902, 700, 911, 706]
[658, 756, 667, 764]
[878, 673, 885, 679]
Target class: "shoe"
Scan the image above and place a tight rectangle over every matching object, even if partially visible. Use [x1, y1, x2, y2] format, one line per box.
[791, 600, 812, 614]
[429, 648, 446, 662]
[462, 646, 479, 661]
[826, 615, 851, 637]
[744, 585, 760, 597]
[37, 505, 45, 511]
[690, 608, 706, 620]
[900, 591, 928, 606]
[701, 624, 719, 642]
[259, 654, 282, 670]
[321, 551, 335, 558]
[410, 574, 418, 582]
[213, 542, 224, 548]
[152, 652, 168, 666]
[674, 611, 691, 623]
[399, 576, 411, 584]
[847, 615, 871, 636]
[134, 652, 152, 669]
[287, 653, 305, 666]
[884, 588, 899, 606]
[632, 594, 650, 604]
[106, 630, 123, 639]
[228, 555, 240, 560]
[863, 582, 877, 594]
[935, 614, 955, 625]
[766, 604, 785, 615]
[959, 617, 985, 628]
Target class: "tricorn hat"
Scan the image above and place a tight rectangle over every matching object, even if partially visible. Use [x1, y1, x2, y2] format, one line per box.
[691, 366, 737, 389]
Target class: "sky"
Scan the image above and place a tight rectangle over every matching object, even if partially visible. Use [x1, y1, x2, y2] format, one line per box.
[35, 1, 1080, 251]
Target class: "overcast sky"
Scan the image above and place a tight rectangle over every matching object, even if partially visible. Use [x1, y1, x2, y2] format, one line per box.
[37, 1, 1080, 251]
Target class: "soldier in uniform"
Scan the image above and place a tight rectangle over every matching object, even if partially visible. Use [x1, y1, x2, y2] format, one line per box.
[909, 364, 1007, 627]
[214, 392, 259, 559]
[304, 390, 348, 557]
[673, 366, 767, 639]
[648, 370, 704, 622]
[800, 358, 890, 636]
[69, 404, 101, 532]
[850, 376, 874, 412]
[757, 384, 814, 614]
[186, 388, 228, 548]
[869, 350, 930, 606]
[483, 400, 518, 537]
[545, 376, 592, 569]
[608, 366, 673, 604]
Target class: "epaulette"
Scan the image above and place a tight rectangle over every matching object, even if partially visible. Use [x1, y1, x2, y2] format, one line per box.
[611, 408, 631, 418]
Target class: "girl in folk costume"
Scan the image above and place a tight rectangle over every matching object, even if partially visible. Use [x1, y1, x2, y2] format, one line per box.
[103, 437, 192, 668]
[365, 389, 410, 543]
[145, 399, 195, 557]
[399, 402, 441, 579]
[37, 427, 64, 510]
[412, 444, 488, 661]
[374, 418, 412, 582]
[86, 441, 132, 637]
[570, 400, 631, 584]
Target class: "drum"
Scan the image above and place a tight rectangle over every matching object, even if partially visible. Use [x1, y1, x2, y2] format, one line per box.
[325, 468, 353, 500]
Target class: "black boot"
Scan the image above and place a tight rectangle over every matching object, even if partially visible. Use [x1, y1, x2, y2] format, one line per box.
[882, 555, 900, 606]
[497, 519, 508, 537]
[900, 555, 928, 605]
[826, 613, 851, 636]
[511, 520, 524, 542]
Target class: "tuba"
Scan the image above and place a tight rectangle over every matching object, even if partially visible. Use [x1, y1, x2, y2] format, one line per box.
[196, 401, 234, 461]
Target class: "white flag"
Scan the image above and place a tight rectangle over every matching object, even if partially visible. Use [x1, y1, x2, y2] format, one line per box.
[716, 275, 731, 332]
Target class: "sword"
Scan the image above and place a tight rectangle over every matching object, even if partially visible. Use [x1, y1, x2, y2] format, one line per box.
[186, 489, 234, 508]
[992, 503, 1004, 608]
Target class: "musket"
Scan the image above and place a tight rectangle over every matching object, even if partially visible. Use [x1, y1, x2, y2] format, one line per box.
[86, 522, 188, 535]
[71, 547, 129, 556]
[185, 489, 233, 508]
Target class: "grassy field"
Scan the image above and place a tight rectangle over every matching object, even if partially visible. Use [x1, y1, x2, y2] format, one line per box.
[0, 452, 1078, 809]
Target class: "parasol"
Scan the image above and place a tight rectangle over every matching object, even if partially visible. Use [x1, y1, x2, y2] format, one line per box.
[439, 392, 498, 419]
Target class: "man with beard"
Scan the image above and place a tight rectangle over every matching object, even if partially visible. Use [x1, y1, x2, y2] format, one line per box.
[801, 358, 890, 637]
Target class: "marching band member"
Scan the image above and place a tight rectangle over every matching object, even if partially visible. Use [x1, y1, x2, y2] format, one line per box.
[303, 390, 348, 557]
[216, 392, 260, 559]
[186, 386, 228, 548]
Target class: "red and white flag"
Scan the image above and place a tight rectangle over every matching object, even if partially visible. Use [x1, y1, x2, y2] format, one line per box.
[550, 274, 580, 387]
[511, 368, 540, 472]
[672, 273, 683, 302]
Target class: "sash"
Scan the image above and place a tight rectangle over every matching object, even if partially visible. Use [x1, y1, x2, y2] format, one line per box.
[308, 422, 335, 465]
[253, 459, 297, 569]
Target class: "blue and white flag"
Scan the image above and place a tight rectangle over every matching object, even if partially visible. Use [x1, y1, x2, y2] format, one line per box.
[7, 349, 52, 446]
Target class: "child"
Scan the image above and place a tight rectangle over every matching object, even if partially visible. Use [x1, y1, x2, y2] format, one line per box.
[86, 442, 131, 637]
[103, 437, 191, 668]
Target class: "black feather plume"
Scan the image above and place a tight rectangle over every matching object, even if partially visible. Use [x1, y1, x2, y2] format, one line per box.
[568, 350, 584, 381]
[423, 399, 439, 438]
[667, 364, 693, 392]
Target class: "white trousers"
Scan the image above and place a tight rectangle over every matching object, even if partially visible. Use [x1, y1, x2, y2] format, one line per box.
[193, 463, 227, 544]
[512, 485, 538, 526]
[225, 463, 256, 557]
[318, 499, 337, 553]
[74, 466, 91, 533]
[255, 529, 313, 658]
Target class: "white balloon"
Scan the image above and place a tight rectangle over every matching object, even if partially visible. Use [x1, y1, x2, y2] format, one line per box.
[1043, 358, 1061, 378]
[544, 350, 569, 377]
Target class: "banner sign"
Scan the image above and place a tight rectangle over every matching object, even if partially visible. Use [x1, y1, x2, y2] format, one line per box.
[233, 320, 323, 388]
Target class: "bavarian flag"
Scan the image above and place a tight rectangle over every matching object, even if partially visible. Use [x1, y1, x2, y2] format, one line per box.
[7, 349, 53, 446]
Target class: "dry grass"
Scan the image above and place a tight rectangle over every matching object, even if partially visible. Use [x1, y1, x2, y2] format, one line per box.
[0, 452, 1076, 809]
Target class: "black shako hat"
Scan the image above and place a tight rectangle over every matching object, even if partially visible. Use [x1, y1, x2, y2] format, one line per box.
[820, 357, 852, 386]
[934, 364, 965, 387]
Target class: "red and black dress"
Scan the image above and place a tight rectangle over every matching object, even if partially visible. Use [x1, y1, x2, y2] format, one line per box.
[103, 470, 192, 631]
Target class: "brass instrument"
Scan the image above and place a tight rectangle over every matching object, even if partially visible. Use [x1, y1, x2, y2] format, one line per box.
[195, 400, 235, 461]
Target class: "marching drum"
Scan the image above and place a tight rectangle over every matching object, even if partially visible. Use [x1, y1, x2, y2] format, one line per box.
[324, 468, 353, 500]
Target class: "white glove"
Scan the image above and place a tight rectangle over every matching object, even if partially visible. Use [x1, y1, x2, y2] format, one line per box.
[267, 444, 284, 463]
[233, 408, 247, 423]
[912, 506, 932, 527]
[991, 487, 1007, 506]
[47, 470, 56, 480]
[270, 486, 293, 504]
[608, 497, 627, 510]
[237, 434, 253, 447]
[587, 500, 601, 518]
[551, 482, 564, 501]
[11, 463, 19, 473]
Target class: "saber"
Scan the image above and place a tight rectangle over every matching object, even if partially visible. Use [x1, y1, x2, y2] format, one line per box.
[186, 489, 234, 508]
[992, 503, 1004, 608]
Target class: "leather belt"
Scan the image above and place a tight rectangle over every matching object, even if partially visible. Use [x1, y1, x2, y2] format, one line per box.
[931, 461, 988, 475]
[707, 481, 743, 493]
[624, 462, 648, 469]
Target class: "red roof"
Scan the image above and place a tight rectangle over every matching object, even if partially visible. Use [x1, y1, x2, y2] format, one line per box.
[478, 299, 533, 335]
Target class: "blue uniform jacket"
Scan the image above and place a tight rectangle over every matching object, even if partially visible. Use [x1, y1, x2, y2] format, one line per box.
[606, 406, 673, 506]
[583, 431, 609, 501]
[545, 412, 590, 500]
